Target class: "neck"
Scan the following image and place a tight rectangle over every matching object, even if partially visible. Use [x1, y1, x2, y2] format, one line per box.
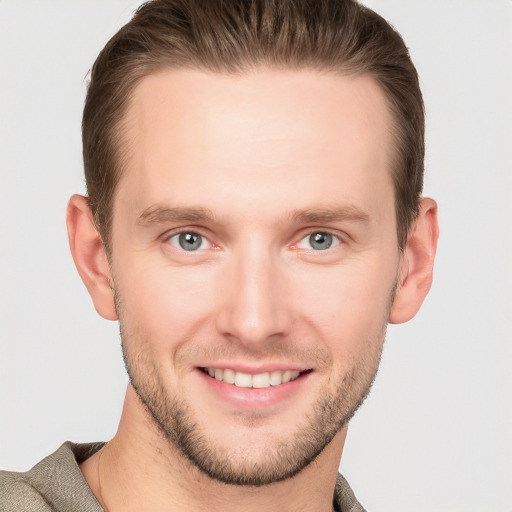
[81, 385, 347, 512]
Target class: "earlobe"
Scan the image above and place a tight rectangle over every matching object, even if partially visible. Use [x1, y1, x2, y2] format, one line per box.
[389, 197, 439, 324]
[66, 194, 118, 321]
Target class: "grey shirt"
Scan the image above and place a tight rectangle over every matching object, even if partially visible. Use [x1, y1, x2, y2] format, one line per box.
[1, 442, 366, 511]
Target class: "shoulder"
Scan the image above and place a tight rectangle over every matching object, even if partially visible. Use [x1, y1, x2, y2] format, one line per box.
[334, 473, 368, 512]
[0, 441, 105, 512]
[0, 468, 55, 512]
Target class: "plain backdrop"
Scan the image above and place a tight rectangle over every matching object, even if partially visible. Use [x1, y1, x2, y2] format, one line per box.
[0, 1, 511, 511]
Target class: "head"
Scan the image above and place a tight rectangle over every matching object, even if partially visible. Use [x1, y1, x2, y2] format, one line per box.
[68, 0, 438, 488]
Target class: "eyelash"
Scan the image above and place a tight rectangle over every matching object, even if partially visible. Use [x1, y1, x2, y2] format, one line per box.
[164, 229, 216, 252]
[293, 230, 342, 252]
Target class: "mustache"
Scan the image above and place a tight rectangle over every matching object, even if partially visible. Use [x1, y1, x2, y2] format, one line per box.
[175, 341, 333, 368]
[115, 287, 333, 368]
[119, 318, 333, 369]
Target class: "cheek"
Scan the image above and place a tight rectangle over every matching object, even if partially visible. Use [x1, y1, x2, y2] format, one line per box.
[294, 266, 392, 393]
[114, 258, 221, 346]
[291, 261, 395, 347]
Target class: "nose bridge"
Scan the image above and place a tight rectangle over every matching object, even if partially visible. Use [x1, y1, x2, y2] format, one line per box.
[216, 237, 291, 345]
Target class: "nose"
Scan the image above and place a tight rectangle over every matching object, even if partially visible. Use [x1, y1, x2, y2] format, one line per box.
[215, 244, 293, 348]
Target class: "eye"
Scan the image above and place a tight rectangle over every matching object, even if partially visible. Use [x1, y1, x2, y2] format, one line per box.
[167, 232, 209, 251]
[296, 231, 340, 251]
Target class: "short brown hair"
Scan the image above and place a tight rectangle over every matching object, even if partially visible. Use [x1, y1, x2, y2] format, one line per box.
[83, 0, 424, 252]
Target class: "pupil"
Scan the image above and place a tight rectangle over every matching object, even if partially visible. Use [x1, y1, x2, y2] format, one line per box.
[179, 232, 201, 251]
[310, 232, 332, 250]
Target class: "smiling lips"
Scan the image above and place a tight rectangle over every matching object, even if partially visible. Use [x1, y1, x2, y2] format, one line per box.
[202, 367, 305, 389]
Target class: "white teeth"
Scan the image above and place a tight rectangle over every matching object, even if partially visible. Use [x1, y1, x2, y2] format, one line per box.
[223, 368, 235, 384]
[282, 370, 292, 383]
[234, 372, 252, 388]
[204, 368, 302, 388]
[252, 372, 270, 389]
[269, 370, 283, 386]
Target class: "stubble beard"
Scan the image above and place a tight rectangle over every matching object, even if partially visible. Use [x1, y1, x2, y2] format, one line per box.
[118, 318, 386, 487]
[114, 273, 395, 487]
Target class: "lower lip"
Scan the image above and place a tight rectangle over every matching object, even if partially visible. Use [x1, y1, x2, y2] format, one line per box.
[196, 369, 311, 409]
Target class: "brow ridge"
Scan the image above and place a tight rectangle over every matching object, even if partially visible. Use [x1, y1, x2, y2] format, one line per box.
[137, 204, 370, 227]
[137, 206, 217, 225]
[291, 206, 370, 224]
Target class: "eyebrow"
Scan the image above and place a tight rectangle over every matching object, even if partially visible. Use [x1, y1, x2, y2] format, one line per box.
[137, 204, 370, 227]
[137, 206, 217, 225]
[290, 206, 371, 225]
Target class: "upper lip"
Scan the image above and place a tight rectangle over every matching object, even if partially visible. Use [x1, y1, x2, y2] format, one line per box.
[196, 362, 312, 374]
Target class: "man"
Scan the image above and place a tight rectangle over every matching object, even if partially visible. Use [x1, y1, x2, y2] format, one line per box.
[1, 0, 438, 510]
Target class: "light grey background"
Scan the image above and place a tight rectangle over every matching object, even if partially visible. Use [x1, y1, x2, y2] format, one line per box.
[1, 1, 511, 511]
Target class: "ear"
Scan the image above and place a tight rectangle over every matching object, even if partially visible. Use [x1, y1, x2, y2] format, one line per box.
[389, 197, 439, 324]
[66, 194, 118, 321]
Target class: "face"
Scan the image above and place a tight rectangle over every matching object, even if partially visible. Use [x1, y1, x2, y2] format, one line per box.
[110, 69, 400, 485]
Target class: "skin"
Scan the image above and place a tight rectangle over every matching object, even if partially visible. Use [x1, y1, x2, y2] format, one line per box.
[67, 69, 438, 512]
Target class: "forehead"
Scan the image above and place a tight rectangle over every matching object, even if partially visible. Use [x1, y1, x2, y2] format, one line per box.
[116, 68, 394, 223]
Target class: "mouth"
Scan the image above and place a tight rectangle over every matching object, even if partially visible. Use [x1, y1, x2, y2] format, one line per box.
[200, 367, 310, 389]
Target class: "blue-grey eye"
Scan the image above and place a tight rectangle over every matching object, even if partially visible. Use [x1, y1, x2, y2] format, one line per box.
[168, 232, 207, 251]
[309, 232, 333, 250]
[296, 231, 340, 251]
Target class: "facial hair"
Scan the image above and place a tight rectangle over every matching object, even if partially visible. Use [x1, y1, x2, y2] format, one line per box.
[117, 292, 389, 487]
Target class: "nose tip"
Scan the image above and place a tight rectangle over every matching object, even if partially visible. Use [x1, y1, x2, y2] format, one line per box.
[215, 254, 292, 347]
